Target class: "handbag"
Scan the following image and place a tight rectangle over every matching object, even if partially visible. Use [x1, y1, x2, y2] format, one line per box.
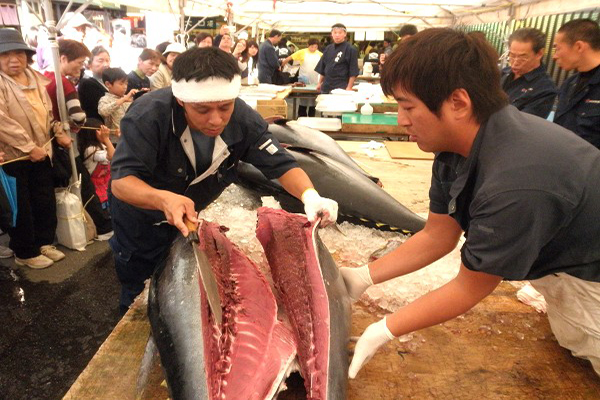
[0, 167, 17, 230]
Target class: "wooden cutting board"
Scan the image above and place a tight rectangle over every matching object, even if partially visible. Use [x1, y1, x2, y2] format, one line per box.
[384, 141, 435, 160]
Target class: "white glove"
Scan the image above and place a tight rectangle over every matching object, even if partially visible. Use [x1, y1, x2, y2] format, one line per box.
[302, 188, 338, 227]
[349, 317, 396, 379]
[340, 265, 373, 302]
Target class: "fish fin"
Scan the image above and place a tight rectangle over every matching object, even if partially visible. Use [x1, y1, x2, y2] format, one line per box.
[135, 334, 159, 399]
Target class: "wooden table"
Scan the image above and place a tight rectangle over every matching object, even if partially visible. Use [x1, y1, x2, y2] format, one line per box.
[357, 102, 398, 114]
[288, 85, 319, 119]
[63, 283, 600, 399]
[356, 75, 381, 83]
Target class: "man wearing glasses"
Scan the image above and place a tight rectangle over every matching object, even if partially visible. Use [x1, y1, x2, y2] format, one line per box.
[501, 28, 558, 118]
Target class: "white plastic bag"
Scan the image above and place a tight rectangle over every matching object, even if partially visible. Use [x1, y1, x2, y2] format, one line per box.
[55, 182, 87, 251]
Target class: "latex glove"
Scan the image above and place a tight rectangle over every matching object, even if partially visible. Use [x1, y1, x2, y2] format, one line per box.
[349, 317, 396, 379]
[301, 188, 338, 227]
[340, 265, 373, 302]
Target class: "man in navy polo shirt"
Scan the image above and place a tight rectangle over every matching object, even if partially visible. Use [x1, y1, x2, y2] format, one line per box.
[314, 23, 359, 93]
[553, 19, 600, 149]
[501, 27, 558, 118]
[340, 29, 600, 378]
[109, 47, 338, 314]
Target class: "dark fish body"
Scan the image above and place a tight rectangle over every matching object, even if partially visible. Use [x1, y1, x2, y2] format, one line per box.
[269, 122, 376, 181]
[257, 208, 351, 400]
[148, 222, 297, 400]
[237, 148, 426, 233]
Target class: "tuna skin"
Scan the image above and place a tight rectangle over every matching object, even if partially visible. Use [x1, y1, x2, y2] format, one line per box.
[236, 148, 426, 234]
[256, 207, 352, 400]
[148, 222, 296, 400]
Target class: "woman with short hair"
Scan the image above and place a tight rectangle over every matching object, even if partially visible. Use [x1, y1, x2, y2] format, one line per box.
[78, 45, 110, 122]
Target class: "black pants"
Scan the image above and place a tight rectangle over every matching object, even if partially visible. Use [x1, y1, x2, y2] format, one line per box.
[110, 227, 176, 314]
[298, 105, 316, 117]
[3, 159, 57, 259]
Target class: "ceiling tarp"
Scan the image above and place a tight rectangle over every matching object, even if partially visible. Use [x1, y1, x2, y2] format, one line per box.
[101, 0, 600, 32]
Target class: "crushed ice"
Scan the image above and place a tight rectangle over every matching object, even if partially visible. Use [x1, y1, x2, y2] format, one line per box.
[201, 185, 462, 314]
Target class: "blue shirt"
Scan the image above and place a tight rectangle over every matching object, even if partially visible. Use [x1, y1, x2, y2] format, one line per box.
[554, 64, 600, 149]
[314, 41, 359, 94]
[109, 88, 298, 255]
[500, 64, 557, 119]
[430, 106, 600, 282]
[258, 40, 279, 84]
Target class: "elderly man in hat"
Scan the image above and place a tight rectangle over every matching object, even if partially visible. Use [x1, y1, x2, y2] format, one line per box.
[0, 29, 71, 269]
[109, 47, 339, 314]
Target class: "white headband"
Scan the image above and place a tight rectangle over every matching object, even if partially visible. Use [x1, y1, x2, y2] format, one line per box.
[171, 75, 241, 103]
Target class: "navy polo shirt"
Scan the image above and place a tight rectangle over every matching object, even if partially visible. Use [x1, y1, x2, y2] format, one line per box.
[554, 64, 600, 149]
[314, 41, 359, 94]
[110, 88, 298, 254]
[430, 105, 600, 282]
[501, 64, 558, 118]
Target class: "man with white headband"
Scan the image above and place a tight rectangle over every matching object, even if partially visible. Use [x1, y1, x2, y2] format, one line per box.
[315, 23, 359, 93]
[109, 47, 338, 314]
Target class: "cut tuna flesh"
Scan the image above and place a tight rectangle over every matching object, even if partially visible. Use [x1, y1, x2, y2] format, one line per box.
[256, 208, 351, 400]
[199, 221, 297, 400]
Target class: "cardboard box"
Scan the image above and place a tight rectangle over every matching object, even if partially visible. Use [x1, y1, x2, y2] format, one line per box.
[256, 99, 288, 119]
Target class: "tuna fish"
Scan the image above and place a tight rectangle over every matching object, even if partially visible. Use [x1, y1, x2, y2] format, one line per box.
[148, 211, 351, 399]
[148, 221, 297, 400]
[256, 207, 352, 400]
[237, 148, 426, 233]
[269, 122, 378, 182]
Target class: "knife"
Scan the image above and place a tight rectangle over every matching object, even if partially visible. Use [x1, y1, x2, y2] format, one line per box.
[184, 217, 223, 324]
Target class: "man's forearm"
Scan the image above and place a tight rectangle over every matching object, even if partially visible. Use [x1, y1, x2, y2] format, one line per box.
[346, 76, 356, 89]
[111, 175, 169, 211]
[370, 212, 462, 283]
[386, 264, 502, 337]
[277, 167, 313, 200]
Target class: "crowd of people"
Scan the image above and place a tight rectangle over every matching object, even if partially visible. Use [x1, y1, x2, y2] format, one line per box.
[0, 11, 599, 380]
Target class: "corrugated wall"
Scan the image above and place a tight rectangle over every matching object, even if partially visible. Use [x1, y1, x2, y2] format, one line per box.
[458, 9, 600, 87]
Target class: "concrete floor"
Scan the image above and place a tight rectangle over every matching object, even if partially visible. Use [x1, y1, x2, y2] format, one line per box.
[0, 235, 120, 400]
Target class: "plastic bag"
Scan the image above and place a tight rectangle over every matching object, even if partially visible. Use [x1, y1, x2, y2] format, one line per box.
[55, 182, 88, 251]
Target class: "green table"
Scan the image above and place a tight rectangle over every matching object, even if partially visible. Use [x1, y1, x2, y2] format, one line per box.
[339, 112, 406, 138]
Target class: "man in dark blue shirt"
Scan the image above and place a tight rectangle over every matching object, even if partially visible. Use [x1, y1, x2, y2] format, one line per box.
[340, 29, 600, 378]
[553, 19, 600, 149]
[501, 28, 558, 118]
[110, 47, 338, 313]
[258, 30, 282, 84]
[314, 23, 359, 93]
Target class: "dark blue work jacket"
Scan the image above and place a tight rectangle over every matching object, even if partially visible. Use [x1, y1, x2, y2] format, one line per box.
[258, 40, 279, 84]
[554, 65, 600, 149]
[108, 88, 298, 258]
[314, 41, 359, 94]
[500, 64, 558, 119]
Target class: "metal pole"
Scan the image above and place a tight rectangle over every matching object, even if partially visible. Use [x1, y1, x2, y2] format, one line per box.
[41, 0, 80, 198]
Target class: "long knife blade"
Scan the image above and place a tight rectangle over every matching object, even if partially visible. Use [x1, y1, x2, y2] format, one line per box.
[185, 218, 223, 324]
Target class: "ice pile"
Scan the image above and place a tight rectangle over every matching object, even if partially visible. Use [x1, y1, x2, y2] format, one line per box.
[201, 185, 461, 314]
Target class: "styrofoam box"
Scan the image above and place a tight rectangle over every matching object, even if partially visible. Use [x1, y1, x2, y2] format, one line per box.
[296, 117, 342, 132]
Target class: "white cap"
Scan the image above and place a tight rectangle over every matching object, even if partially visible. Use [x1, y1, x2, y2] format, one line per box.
[163, 42, 187, 56]
[63, 12, 93, 29]
[237, 30, 249, 41]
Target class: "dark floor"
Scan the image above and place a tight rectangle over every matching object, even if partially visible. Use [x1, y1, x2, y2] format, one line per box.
[0, 243, 120, 400]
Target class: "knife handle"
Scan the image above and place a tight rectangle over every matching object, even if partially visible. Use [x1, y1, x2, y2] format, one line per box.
[183, 216, 199, 234]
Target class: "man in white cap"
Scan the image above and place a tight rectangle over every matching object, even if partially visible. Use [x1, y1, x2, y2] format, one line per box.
[150, 42, 186, 90]
[109, 47, 338, 314]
